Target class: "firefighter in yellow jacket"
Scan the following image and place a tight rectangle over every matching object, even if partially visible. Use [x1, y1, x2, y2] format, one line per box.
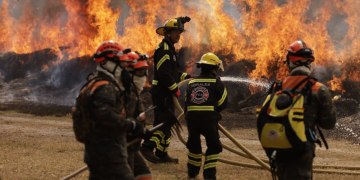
[184, 53, 228, 180]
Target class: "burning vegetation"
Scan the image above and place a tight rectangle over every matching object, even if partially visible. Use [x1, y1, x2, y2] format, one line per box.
[1, 0, 360, 93]
[0, 0, 360, 138]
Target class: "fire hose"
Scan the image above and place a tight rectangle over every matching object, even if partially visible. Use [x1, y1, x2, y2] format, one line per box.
[174, 78, 360, 175]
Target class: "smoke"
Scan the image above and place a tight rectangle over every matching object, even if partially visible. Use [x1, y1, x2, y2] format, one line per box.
[311, 65, 333, 83]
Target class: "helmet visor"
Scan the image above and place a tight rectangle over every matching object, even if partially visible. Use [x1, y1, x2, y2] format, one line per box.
[134, 68, 148, 77]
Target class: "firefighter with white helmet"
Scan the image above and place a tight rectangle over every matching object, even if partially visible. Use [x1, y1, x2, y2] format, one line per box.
[184, 53, 227, 180]
[141, 16, 195, 164]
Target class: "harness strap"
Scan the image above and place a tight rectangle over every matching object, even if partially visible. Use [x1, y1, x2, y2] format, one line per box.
[269, 158, 277, 180]
[80, 73, 123, 97]
[267, 81, 283, 95]
[290, 76, 316, 94]
[316, 124, 329, 149]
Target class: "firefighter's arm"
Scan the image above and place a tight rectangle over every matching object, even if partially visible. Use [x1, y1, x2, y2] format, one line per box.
[179, 71, 192, 81]
[316, 85, 337, 129]
[216, 79, 228, 112]
[156, 50, 178, 93]
[137, 98, 146, 122]
[125, 89, 138, 118]
[91, 82, 134, 133]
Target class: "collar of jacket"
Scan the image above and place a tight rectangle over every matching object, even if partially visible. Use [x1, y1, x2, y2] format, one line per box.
[199, 72, 216, 77]
[96, 68, 125, 91]
[162, 39, 175, 51]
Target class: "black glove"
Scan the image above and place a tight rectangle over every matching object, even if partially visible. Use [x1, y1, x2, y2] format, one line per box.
[184, 16, 191, 23]
[127, 119, 144, 137]
[126, 119, 153, 140]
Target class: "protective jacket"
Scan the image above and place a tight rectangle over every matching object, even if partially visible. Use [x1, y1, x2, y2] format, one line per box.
[125, 85, 146, 123]
[184, 72, 228, 180]
[84, 72, 132, 165]
[185, 73, 228, 120]
[271, 69, 337, 180]
[150, 39, 191, 96]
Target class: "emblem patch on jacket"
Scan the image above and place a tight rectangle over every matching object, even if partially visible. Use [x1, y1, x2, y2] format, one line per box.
[191, 86, 209, 104]
[173, 55, 176, 61]
[267, 129, 279, 140]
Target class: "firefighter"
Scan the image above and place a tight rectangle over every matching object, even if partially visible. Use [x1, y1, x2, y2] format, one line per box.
[274, 40, 337, 180]
[84, 40, 151, 180]
[141, 16, 195, 164]
[126, 51, 152, 180]
[184, 53, 228, 180]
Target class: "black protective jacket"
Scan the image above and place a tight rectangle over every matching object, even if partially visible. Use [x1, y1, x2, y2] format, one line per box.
[150, 39, 191, 96]
[184, 73, 228, 121]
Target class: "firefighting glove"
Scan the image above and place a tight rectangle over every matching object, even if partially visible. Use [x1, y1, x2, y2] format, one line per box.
[175, 89, 181, 99]
[126, 119, 153, 140]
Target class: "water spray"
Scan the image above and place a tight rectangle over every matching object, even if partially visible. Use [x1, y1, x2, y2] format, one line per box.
[221, 76, 271, 89]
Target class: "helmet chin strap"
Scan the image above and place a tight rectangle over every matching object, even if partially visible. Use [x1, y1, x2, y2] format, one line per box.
[166, 30, 174, 45]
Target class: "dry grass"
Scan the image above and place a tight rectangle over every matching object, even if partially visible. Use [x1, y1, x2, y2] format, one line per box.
[0, 111, 359, 180]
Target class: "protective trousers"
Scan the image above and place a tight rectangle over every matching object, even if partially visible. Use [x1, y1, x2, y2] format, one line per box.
[142, 92, 174, 157]
[127, 149, 153, 180]
[275, 142, 315, 180]
[186, 118, 222, 180]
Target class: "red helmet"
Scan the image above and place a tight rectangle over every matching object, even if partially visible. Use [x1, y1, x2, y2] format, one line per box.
[127, 52, 149, 69]
[127, 52, 149, 76]
[93, 40, 131, 62]
[286, 40, 315, 63]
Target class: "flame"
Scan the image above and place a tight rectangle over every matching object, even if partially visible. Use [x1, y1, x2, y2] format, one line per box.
[0, 0, 360, 92]
[328, 75, 345, 93]
[42, 64, 49, 70]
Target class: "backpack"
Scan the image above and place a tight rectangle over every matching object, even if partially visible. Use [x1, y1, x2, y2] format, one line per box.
[72, 73, 121, 143]
[256, 76, 327, 162]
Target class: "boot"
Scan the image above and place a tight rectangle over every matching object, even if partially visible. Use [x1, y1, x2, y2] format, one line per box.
[158, 154, 179, 164]
[140, 148, 161, 164]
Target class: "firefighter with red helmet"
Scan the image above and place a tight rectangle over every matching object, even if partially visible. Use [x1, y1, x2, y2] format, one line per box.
[83, 40, 152, 179]
[185, 53, 227, 180]
[272, 40, 337, 180]
[125, 51, 153, 180]
[141, 16, 195, 164]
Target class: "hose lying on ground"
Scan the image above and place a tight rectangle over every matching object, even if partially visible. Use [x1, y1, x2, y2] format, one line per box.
[174, 78, 360, 175]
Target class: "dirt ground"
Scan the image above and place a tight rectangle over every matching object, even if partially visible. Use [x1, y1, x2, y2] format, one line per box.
[0, 110, 360, 180]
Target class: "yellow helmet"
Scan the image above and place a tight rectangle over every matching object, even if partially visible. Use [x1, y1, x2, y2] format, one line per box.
[196, 53, 224, 71]
[156, 16, 190, 36]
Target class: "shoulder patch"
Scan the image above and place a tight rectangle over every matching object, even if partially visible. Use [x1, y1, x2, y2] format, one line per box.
[91, 81, 109, 92]
[311, 82, 322, 92]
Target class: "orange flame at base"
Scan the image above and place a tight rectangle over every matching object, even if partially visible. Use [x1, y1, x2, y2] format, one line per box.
[328, 75, 345, 93]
